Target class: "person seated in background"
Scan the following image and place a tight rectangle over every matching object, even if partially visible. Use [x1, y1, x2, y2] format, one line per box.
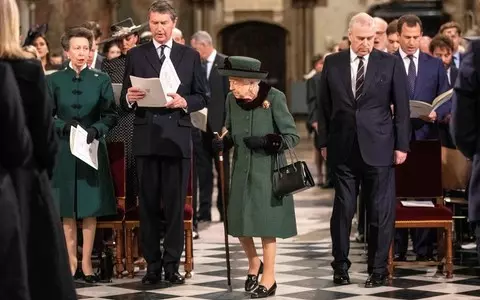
[386, 19, 399, 54]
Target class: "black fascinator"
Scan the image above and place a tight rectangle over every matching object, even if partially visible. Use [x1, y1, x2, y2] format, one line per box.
[23, 24, 48, 47]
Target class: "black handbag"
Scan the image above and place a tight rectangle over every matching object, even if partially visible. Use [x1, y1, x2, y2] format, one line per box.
[272, 138, 315, 198]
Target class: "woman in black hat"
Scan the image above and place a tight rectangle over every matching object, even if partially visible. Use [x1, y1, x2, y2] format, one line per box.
[213, 56, 299, 298]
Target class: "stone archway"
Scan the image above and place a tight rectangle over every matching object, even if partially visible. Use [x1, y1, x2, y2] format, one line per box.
[219, 21, 288, 93]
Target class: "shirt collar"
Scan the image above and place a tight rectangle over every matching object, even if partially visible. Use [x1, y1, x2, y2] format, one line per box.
[349, 48, 370, 62]
[206, 49, 217, 63]
[68, 61, 88, 72]
[399, 47, 419, 59]
[153, 38, 173, 50]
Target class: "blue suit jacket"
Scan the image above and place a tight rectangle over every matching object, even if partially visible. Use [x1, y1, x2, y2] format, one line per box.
[395, 51, 450, 140]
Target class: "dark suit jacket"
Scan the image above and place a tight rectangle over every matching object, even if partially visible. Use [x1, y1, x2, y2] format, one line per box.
[306, 72, 321, 127]
[451, 40, 480, 221]
[318, 49, 410, 167]
[206, 52, 229, 133]
[394, 51, 450, 140]
[120, 41, 208, 158]
[438, 66, 459, 149]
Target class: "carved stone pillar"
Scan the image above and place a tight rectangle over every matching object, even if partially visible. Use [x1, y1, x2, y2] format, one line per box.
[42, 0, 65, 51]
[291, 0, 317, 75]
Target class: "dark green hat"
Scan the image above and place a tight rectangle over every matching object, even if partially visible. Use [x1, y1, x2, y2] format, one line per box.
[218, 56, 268, 79]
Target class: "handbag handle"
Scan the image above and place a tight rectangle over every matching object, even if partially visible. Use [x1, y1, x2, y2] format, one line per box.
[274, 136, 299, 177]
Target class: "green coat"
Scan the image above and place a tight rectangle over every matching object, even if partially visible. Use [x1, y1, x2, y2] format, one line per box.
[47, 66, 118, 219]
[226, 86, 299, 238]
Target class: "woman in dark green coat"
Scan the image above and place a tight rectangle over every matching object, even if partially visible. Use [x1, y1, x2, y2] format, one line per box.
[214, 56, 299, 298]
[46, 27, 118, 283]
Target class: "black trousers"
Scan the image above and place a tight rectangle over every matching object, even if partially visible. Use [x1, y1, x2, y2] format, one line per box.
[395, 228, 435, 257]
[330, 140, 395, 275]
[357, 189, 368, 238]
[196, 130, 230, 221]
[136, 155, 190, 273]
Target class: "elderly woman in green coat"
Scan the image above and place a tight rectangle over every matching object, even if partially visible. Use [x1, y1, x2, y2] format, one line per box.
[47, 27, 118, 283]
[214, 56, 299, 298]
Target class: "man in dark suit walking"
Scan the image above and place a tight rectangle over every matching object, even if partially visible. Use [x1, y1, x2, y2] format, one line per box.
[393, 15, 450, 262]
[190, 30, 230, 222]
[318, 12, 410, 287]
[451, 40, 480, 263]
[120, 0, 208, 285]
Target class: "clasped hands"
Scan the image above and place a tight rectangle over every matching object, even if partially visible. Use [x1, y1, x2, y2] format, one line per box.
[127, 87, 187, 109]
[62, 120, 98, 144]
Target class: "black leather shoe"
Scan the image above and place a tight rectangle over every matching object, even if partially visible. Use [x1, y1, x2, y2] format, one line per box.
[83, 274, 100, 284]
[251, 282, 277, 298]
[365, 273, 387, 288]
[245, 261, 263, 292]
[333, 271, 350, 285]
[165, 271, 185, 284]
[73, 269, 84, 280]
[142, 271, 161, 285]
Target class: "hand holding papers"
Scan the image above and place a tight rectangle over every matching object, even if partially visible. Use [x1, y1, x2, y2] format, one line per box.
[190, 108, 208, 131]
[129, 57, 181, 108]
[69, 125, 99, 170]
[410, 89, 453, 119]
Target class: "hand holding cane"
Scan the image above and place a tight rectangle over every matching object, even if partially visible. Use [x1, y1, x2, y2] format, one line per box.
[214, 129, 232, 291]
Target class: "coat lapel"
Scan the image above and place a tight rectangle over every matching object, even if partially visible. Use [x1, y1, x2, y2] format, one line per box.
[413, 53, 428, 99]
[340, 50, 355, 101]
[144, 41, 161, 76]
[359, 50, 379, 100]
[170, 41, 185, 70]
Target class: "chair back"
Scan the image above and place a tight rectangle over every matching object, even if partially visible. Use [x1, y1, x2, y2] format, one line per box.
[107, 142, 126, 212]
[395, 140, 443, 199]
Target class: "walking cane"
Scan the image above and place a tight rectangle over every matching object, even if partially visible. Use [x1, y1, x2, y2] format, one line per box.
[214, 130, 232, 292]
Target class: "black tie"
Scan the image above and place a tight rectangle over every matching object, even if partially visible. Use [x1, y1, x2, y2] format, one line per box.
[407, 55, 416, 99]
[159, 45, 167, 65]
[355, 56, 365, 100]
[201, 60, 208, 80]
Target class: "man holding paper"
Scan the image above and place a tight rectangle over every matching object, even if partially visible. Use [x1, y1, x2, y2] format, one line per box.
[120, 0, 208, 285]
[394, 14, 450, 262]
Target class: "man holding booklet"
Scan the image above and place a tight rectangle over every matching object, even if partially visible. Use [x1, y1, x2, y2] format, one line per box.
[120, 0, 208, 285]
[394, 14, 451, 262]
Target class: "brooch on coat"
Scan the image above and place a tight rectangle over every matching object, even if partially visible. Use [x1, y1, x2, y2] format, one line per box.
[262, 100, 271, 109]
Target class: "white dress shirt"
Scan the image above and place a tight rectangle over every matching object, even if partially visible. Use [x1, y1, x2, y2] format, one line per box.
[350, 48, 369, 96]
[399, 48, 419, 76]
[205, 49, 217, 80]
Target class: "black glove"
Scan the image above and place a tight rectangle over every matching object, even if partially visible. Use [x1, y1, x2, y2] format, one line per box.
[62, 119, 79, 136]
[244, 134, 283, 154]
[86, 127, 98, 144]
[212, 138, 224, 153]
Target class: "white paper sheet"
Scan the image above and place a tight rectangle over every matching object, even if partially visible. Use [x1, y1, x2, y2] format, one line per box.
[69, 125, 99, 170]
[130, 76, 168, 107]
[112, 83, 122, 105]
[159, 57, 181, 102]
[400, 200, 434, 208]
[190, 108, 208, 132]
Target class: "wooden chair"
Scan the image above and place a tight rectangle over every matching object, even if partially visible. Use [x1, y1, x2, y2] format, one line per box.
[77, 142, 126, 278]
[387, 140, 453, 280]
[124, 151, 195, 278]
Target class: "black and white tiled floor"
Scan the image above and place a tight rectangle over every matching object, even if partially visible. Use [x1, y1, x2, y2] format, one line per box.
[75, 124, 480, 299]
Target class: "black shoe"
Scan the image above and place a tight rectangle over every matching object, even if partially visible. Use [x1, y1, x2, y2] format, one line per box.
[193, 230, 200, 240]
[165, 271, 185, 284]
[142, 271, 161, 285]
[245, 261, 263, 292]
[394, 254, 406, 262]
[333, 271, 350, 285]
[83, 274, 100, 284]
[73, 269, 84, 280]
[251, 282, 277, 298]
[365, 273, 387, 288]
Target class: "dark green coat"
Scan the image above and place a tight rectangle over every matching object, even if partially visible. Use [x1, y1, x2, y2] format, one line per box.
[226, 86, 299, 238]
[47, 66, 118, 219]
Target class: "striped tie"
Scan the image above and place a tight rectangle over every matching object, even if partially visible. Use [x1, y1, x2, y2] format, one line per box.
[355, 56, 365, 100]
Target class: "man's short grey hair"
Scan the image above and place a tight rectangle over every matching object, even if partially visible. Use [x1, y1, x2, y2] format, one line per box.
[348, 12, 375, 31]
[191, 30, 213, 45]
[373, 17, 388, 30]
[149, 0, 177, 21]
[173, 27, 183, 38]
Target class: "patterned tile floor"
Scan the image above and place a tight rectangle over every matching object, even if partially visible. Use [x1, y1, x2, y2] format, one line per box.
[76, 122, 480, 299]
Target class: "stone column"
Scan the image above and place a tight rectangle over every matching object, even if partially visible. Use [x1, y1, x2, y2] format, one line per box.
[44, 0, 66, 51]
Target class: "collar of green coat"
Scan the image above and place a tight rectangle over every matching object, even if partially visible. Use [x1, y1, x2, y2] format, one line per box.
[235, 81, 271, 111]
[65, 63, 90, 77]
